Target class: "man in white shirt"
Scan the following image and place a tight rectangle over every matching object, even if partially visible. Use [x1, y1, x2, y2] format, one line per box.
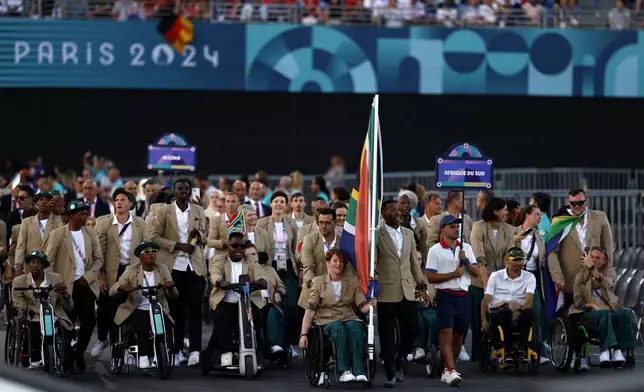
[426, 215, 479, 387]
[481, 248, 536, 365]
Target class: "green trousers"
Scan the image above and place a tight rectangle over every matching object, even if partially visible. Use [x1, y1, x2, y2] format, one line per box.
[579, 308, 636, 351]
[468, 285, 484, 362]
[528, 270, 550, 356]
[413, 303, 438, 350]
[277, 261, 299, 345]
[323, 320, 366, 375]
[266, 305, 284, 347]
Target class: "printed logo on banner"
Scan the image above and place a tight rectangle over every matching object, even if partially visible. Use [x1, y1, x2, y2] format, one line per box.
[435, 143, 493, 190]
[147, 133, 196, 172]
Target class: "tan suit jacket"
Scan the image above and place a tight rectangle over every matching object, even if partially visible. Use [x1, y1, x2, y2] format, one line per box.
[296, 222, 318, 264]
[250, 227, 270, 254]
[109, 263, 178, 325]
[298, 228, 352, 308]
[256, 216, 299, 275]
[150, 202, 208, 277]
[412, 216, 430, 262]
[306, 274, 366, 326]
[569, 265, 620, 315]
[548, 210, 614, 292]
[427, 211, 474, 249]
[8, 224, 20, 267]
[0, 218, 7, 256]
[206, 213, 231, 256]
[293, 214, 315, 230]
[260, 264, 286, 306]
[470, 220, 515, 288]
[43, 225, 103, 298]
[12, 271, 74, 330]
[209, 254, 265, 311]
[96, 214, 149, 288]
[15, 215, 64, 272]
[146, 203, 165, 237]
[376, 225, 427, 303]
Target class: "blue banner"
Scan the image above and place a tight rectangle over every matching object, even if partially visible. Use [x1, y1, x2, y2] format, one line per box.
[2, 19, 644, 97]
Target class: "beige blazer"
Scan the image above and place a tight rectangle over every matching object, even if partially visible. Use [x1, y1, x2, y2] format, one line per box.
[96, 214, 149, 288]
[298, 228, 352, 308]
[427, 211, 474, 249]
[209, 254, 266, 311]
[8, 225, 20, 267]
[470, 220, 515, 288]
[15, 215, 64, 272]
[548, 210, 614, 292]
[0, 219, 6, 250]
[412, 216, 430, 262]
[206, 213, 231, 256]
[43, 225, 104, 298]
[261, 264, 286, 306]
[306, 274, 366, 326]
[569, 265, 620, 315]
[146, 203, 165, 236]
[256, 216, 299, 275]
[250, 227, 270, 254]
[150, 202, 208, 277]
[376, 225, 427, 303]
[109, 263, 178, 325]
[12, 271, 74, 330]
[296, 222, 318, 264]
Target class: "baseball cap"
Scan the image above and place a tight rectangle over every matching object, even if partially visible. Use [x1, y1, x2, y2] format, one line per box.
[439, 215, 462, 228]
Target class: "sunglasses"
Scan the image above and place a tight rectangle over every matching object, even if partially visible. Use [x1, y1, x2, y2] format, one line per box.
[507, 250, 526, 260]
[230, 244, 246, 249]
[140, 249, 159, 255]
[569, 200, 586, 207]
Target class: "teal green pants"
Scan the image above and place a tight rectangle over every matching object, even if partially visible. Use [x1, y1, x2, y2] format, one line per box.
[579, 308, 636, 351]
[413, 303, 438, 350]
[468, 286, 484, 362]
[323, 321, 366, 375]
[266, 305, 284, 347]
[278, 261, 299, 345]
[527, 270, 550, 356]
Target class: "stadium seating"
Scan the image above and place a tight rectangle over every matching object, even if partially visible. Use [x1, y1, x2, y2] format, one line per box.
[611, 246, 644, 345]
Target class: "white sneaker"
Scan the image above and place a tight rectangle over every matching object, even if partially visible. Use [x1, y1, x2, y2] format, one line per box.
[413, 348, 426, 361]
[355, 374, 368, 383]
[178, 351, 188, 364]
[28, 361, 42, 369]
[406, 353, 414, 362]
[339, 370, 356, 383]
[290, 345, 299, 358]
[446, 370, 462, 386]
[187, 351, 200, 367]
[458, 345, 470, 362]
[579, 357, 589, 371]
[611, 349, 625, 364]
[183, 338, 190, 351]
[220, 352, 233, 367]
[599, 350, 610, 365]
[441, 369, 449, 384]
[270, 345, 283, 354]
[173, 352, 186, 367]
[539, 356, 550, 365]
[317, 372, 326, 386]
[91, 340, 109, 358]
[570, 353, 576, 369]
[126, 354, 136, 366]
[139, 356, 151, 369]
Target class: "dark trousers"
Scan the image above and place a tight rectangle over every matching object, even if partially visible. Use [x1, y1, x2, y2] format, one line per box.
[207, 301, 263, 355]
[377, 300, 418, 377]
[29, 321, 41, 361]
[97, 265, 127, 342]
[169, 269, 205, 353]
[69, 280, 97, 358]
[490, 308, 534, 351]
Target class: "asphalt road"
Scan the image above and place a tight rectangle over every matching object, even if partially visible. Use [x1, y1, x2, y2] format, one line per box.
[1, 321, 642, 392]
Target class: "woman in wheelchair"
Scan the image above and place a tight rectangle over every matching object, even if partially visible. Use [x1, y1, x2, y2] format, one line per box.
[569, 246, 635, 367]
[109, 242, 178, 369]
[12, 251, 73, 369]
[481, 248, 536, 365]
[299, 249, 376, 384]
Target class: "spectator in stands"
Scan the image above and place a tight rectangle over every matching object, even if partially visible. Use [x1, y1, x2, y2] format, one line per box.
[461, 0, 481, 24]
[374, 0, 405, 26]
[608, 0, 630, 30]
[111, 0, 145, 20]
[278, 175, 293, 194]
[403, 0, 430, 23]
[311, 176, 330, 203]
[478, 0, 498, 25]
[323, 0, 344, 24]
[554, 0, 580, 28]
[505, 199, 520, 226]
[331, 187, 350, 203]
[522, 0, 544, 26]
[324, 155, 345, 188]
[436, 0, 460, 27]
[530, 192, 551, 239]
[290, 171, 303, 194]
[301, 0, 321, 24]
[570, 246, 634, 369]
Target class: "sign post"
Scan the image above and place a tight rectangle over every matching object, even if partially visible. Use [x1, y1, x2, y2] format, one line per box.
[435, 142, 493, 245]
[147, 133, 196, 186]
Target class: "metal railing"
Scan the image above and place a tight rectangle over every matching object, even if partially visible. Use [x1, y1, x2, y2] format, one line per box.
[3, 1, 642, 30]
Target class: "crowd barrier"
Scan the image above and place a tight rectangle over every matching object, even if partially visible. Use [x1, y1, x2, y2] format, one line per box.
[1, 19, 643, 97]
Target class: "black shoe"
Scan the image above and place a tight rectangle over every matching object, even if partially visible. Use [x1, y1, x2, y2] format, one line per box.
[75, 353, 87, 373]
[384, 377, 396, 388]
[395, 370, 404, 382]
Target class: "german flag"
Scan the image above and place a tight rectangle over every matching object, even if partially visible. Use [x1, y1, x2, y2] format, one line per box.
[156, 14, 194, 54]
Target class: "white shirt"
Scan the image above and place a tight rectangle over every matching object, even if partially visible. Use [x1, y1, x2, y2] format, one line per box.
[291, 212, 305, 230]
[70, 229, 86, 281]
[385, 224, 403, 258]
[520, 234, 539, 271]
[437, 7, 458, 27]
[38, 219, 48, 240]
[323, 234, 337, 255]
[173, 203, 194, 272]
[426, 240, 477, 291]
[485, 269, 536, 310]
[576, 210, 588, 250]
[331, 281, 342, 302]
[248, 231, 256, 245]
[112, 215, 133, 266]
[223, 261, 243, 303]
[137, 271, 155, 310]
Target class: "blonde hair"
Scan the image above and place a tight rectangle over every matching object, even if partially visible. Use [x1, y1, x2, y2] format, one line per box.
[290, 171, 303, 190]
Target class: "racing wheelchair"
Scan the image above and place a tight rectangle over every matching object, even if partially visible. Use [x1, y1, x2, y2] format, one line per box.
[550, 312, 636, 373]
[304, 322, 375, 387]
[109, 284, 175, 380]
[479, 311, 540, 374]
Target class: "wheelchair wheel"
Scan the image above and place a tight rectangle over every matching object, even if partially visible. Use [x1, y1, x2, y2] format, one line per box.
[109, 326, 126, 374]
[54, 324, 68, 377]
[156, 341, 169, 380]
[304, 327, 325, 386]
[44, 343, 56, 375]
[425, 345, 440, 378]
[4, 318, 16, 366]
[478, 332, 492, 372]
[527, 324, 540, 374]
[550, 317, 573, 373]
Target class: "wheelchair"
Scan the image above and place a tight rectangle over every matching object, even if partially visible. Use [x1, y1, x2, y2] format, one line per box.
[550, 312, 636, 373]
[4, 315, 30, 368]
[479, 315, 540, 374]
[263, 304, 293, 370]
[304, 323, 375, 387]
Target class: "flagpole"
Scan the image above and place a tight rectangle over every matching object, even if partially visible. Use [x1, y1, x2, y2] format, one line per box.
[367, 94, 380, 358]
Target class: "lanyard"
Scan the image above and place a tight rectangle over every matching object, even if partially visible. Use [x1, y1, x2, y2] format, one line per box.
[118, 222, 131, 237]
[38, 220, 46, 237]
[70, 233, 86, 262]
[143, 272, 153, 288]
[272, 219, 288, 243]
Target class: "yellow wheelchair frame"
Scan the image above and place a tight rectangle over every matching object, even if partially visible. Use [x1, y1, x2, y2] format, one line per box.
[479, 323, 540, 374]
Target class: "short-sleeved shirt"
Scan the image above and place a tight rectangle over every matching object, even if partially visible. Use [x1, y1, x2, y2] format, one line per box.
[426, 239, 477, 292]
[485, 269, 536, 310]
